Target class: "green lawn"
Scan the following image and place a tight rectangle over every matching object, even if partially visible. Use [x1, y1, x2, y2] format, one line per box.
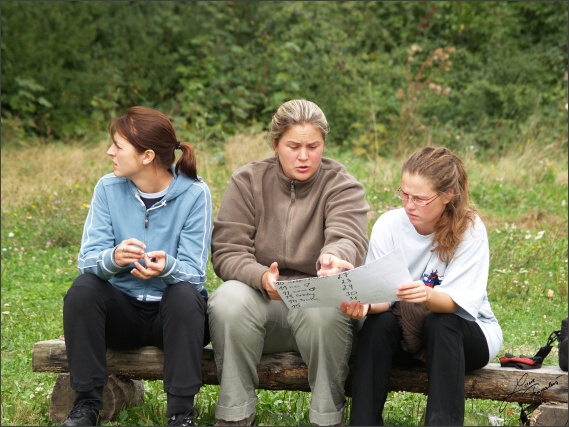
[2, 138, 567, 426]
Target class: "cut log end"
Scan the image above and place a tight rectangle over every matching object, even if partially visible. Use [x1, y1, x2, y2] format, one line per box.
[49, 373, 144, 422]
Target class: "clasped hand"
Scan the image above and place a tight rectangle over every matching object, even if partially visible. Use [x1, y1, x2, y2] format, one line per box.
[114, 238, 166, 279]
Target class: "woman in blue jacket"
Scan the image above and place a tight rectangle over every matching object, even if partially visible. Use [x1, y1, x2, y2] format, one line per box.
[61, 106, 212, 427]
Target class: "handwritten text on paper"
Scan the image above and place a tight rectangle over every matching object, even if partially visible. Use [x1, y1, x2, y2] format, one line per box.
[275, 248, 411, 309]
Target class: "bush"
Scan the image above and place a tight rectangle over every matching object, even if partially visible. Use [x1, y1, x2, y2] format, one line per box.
[2, 2, 567, 156]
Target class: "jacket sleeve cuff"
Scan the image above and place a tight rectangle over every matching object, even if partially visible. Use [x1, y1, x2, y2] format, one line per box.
[254, 269, 272, 301]
[102, 247, 122, 275]
[159, 255, 177, 284]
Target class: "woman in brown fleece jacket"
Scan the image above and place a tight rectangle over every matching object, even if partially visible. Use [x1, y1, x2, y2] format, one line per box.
[208, 99, 369, 426]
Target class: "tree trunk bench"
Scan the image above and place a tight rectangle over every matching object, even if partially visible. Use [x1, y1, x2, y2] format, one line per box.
[33, 338, 568, 425]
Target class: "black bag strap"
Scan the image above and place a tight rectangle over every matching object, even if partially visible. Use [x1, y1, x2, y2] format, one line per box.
[533, 329, 561, 361]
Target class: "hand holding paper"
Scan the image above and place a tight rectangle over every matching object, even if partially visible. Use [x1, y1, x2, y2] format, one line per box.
[275, 248, 411, 309]
[317, 254, 354, 277]
[262, 261, 282, 300]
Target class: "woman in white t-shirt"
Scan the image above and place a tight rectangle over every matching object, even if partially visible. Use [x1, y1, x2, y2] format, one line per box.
[341, 146, 502, 426]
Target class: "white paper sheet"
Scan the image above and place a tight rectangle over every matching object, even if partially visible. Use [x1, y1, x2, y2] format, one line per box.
[274, 248, 411, 309]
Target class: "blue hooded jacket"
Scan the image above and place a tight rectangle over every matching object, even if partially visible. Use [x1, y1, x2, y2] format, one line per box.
[77, 168, 212, 301]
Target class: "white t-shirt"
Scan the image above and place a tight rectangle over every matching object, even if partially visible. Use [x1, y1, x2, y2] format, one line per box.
[366, 208, 503, 363]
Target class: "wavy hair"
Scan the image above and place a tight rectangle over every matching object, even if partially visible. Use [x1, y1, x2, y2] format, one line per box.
[402, 146, 476, 263]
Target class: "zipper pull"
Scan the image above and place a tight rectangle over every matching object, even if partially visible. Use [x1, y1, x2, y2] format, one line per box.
[290, 181, 296, 202]
[145, 211, 149, 228]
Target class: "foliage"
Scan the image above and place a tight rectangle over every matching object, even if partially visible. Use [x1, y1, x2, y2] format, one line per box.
[2, 2, 567, 156]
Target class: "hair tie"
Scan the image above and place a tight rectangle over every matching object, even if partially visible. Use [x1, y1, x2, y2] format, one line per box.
[175, 141, 182, 150]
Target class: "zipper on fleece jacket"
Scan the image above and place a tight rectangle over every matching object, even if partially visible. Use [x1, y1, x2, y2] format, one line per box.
[282, 180, 296, 270]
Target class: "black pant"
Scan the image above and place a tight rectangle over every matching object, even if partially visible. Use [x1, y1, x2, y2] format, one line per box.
[350, 311, 489, 426]
[63, 273, 209, 416]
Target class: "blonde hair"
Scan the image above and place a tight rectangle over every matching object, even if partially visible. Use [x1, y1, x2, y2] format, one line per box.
[267, 99, 329, 146]
[402, 146, 476, 263]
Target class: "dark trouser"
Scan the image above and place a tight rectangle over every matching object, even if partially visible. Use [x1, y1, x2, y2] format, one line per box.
[350, 311, 489, 426]
[63, 273, 209, 417]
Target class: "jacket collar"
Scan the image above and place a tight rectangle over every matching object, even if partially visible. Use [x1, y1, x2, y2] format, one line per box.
[125, 165, 197, 201]
[276, 157, 323, 197]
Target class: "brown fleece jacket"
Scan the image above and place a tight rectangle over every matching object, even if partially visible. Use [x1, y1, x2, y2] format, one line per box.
[212, 156, 369, 299]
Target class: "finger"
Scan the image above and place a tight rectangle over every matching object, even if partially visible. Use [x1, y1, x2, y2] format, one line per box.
[146, 250, 165, 258]
[268, 262, 280, 282]
[125, 238, 146, 249]
[144, 251, 162, 263]
[269, 261, 279, 273]
[142, 253, 154, 264]
[399, 286, 425, 297]
[336, 259, 355, 271]
[122, 245, 144, 257]
[355, 304, 363, 315]
[130, 267, 146, 279]
[397, 286, 418, 296]
[135, 260, 154, 273]
[268, 288, 282, 300]
[348, 303, 359, 316]
[143, 254, 156, 267]
[350, 301, 360, 310]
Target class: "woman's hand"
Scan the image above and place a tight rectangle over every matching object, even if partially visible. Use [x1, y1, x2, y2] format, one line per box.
[131, 250, 166, 280]
[340, 300, 369, 320]
[114, 239, 146, 267]
[396, 280, 459, 313]
[396, 280, 429, 303]
[317, 254, 354, 277]
[262, 262, 282, 300]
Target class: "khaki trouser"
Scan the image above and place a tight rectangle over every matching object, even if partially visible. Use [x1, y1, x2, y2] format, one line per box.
[208, 280, 353, 426]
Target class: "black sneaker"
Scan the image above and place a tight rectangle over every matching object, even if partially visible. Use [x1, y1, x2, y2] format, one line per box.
[168, 408, 198, 426]
[61, 402, 100, 426]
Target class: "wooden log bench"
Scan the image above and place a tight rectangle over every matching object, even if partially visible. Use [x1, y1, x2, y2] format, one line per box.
[33, 338, 568, 425]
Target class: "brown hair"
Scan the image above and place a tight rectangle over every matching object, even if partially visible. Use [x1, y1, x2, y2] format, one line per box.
[109, 106, 198, 180]
[402, 146, 476, 263]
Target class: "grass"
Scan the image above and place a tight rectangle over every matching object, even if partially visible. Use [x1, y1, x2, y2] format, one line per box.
[1, 131, 567, 426]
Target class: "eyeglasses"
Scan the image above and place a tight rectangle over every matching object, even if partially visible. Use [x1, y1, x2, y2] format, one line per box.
[397, 187, 440, 206]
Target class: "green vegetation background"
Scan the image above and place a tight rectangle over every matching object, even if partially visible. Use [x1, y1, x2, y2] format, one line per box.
[2, 2, 567, 157]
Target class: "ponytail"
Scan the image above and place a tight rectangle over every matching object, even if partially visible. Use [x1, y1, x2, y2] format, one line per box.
[175, 142, 198, 180]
